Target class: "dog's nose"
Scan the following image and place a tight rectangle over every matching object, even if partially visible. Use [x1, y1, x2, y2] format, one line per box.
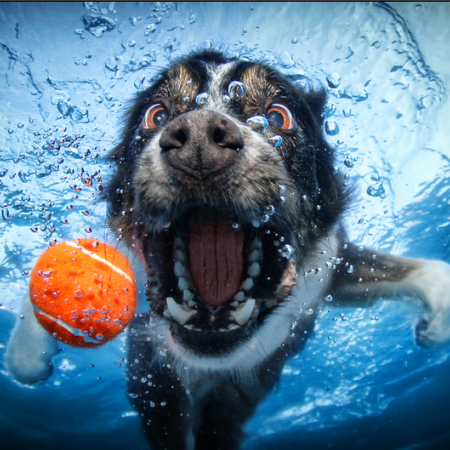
[159, 110, 244, 180]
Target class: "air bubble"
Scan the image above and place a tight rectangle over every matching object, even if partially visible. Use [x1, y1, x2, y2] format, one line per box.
[268, 135, 283, 147]
[367, 182, 385, 197]
[195, 92, 208, 105]
[246, 115, 268, 133]
[325, 120, 339, 136]
[326, 73, 341, 88]
[343, 84, 368, 102]
[75, 289, 84, 298]
[280, 244, 295, 259]
[227, 81, 245, 100]
[134, 74, 146, 90]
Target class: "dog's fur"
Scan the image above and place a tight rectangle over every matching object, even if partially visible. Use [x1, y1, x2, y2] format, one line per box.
[6, 51, 450, 450]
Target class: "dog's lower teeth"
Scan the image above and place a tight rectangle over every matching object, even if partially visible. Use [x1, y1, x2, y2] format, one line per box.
[227, 323, 240, 331]
[166, 297, 195, 325]
[174, 249, 186, 263]
[230, 298, 255, 325]
[248, 262, 260, 277]
[178, 277, 190, 291]
[249, 249, 262, 263]
[174, 236, 185, 250]
[242, 277, 254, 291]
[174, 261, 186, 277]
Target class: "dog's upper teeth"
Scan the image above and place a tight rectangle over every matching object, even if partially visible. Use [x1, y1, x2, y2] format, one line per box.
[230, 298, 255, 325]
[183, 289, 195, 302]
[166, 297, 195, 325]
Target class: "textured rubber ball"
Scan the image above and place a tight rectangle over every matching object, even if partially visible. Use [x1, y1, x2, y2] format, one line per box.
[29, 239, 137, 347]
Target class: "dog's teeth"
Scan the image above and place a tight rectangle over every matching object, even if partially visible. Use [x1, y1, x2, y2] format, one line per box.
[249, 249, 262, 263]
[234, 291, 245, 302]
[174, 249, 187, 263]
[178, 277, 190, 291]
[248, 262, 260, 278]
[174, 261, 186, 277]
[174, 236, 185, 250]
[252, 219, 261, 228]
[166, 297, 195, 325]
[183, 324, 194, 330]
[230, 299, 255, 326]
[227, 323, 240, 331]
[183, 289, 194, 302]
[242, 277, 254, 291]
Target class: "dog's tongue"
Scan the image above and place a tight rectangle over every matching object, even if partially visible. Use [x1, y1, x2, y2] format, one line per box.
[189, 221, 244, 307]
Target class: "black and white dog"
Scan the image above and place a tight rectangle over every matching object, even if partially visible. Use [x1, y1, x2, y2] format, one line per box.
[6, 51, 450, 450]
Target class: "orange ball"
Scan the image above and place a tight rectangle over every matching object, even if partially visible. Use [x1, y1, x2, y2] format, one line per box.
[30, 239, 137, 347]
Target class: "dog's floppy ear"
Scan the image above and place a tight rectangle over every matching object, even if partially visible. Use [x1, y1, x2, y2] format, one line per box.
[301, 86, 327, 126]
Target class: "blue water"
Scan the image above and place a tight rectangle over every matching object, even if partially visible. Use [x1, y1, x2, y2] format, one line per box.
[1, 2, 450, 449]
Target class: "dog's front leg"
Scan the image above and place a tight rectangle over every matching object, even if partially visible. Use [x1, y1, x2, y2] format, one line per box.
[331, 242, 450, 348]
[5, 294, 59, 384]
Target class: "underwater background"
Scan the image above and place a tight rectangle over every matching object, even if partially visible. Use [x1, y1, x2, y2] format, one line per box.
[1, 2, 450, 449]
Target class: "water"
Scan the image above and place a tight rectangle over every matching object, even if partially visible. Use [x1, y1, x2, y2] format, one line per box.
[1, 2, 450, 449]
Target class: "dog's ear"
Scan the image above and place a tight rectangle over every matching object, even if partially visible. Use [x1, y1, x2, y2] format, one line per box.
[301, 87, 327, 126]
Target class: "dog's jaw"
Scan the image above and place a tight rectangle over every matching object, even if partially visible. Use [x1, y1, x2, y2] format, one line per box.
[136, 232, 339, 380]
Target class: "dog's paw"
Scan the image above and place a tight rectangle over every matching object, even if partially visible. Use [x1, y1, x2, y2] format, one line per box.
[5, 295, 59, 384]
[410, 260, 450, 349]
[415, 310, 450, 349]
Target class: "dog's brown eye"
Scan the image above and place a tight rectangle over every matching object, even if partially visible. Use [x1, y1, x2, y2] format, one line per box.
[142, 103, 169, 130]
[266, 104, 296, 130]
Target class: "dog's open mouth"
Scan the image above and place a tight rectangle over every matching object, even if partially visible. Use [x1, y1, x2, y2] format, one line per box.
[142, 208, 297, 351]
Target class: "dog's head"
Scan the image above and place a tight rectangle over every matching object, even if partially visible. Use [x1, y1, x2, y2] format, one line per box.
[106, 51, 347, 355]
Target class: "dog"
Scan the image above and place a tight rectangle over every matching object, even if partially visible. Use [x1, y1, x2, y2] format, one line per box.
[6, 50, 450, 450]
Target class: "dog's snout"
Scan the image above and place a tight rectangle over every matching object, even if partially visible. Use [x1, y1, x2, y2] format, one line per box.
[159, 110, 244, 180]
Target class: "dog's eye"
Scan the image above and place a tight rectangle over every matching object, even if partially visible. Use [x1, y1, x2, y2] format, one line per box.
[142, 103, 169, 130]
[266, 104, 296, 130]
